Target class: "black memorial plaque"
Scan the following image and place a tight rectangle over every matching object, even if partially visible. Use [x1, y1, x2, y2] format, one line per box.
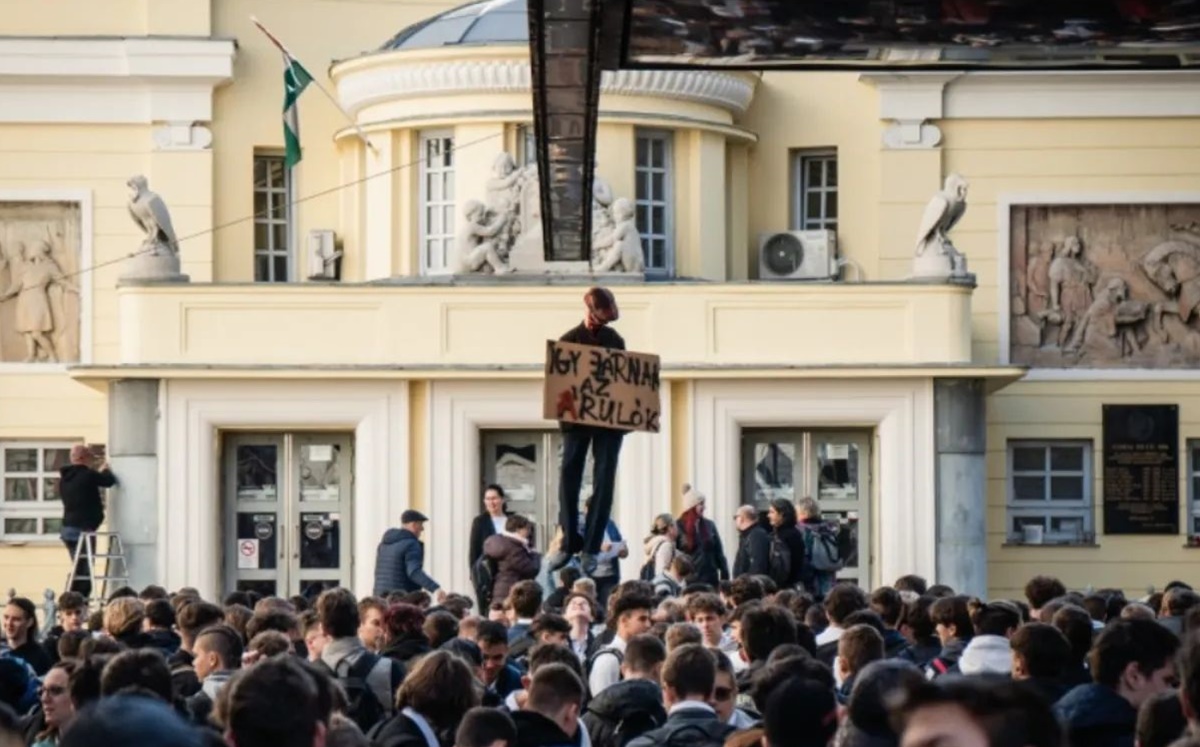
[1103, 405, 1178, 535]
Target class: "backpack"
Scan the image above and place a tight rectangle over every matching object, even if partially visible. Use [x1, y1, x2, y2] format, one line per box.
[613, 710, 666, 747]
[640, 536, 670, 581]
[803, 523, 845, 572]
[318, 652, 388, 734]
[766, 534, 792, 587]
[472, 554, 497, 610]
[648, 721, 731, 747]
[586, 646, 625, 680]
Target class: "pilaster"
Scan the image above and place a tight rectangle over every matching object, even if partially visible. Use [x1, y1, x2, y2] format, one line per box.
[934, 378, 987, 598]
[107, 379, 161, 591]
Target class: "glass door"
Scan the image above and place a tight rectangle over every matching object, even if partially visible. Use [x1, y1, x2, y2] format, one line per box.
[741, 429, 871, 587]
[223, 433, 354, 599]
[481, 430, 594, 553]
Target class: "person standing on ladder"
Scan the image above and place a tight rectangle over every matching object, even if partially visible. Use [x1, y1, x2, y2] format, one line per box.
[59, 444, 117, 597]
[546, 287, 626, 577]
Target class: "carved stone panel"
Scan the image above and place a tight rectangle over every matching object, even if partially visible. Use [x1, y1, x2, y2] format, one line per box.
[0, 202, 82, 364]
[1010, 203, 1200, 368]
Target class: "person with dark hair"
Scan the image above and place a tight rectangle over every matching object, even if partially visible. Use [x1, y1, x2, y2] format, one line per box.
[477, 620, 523, 703]
[587, 593, 654, 697]
[42, 592, 87, 666]
[736, 605, 797, 693]
[762, 674, 838, 747]
[31, 660, 77, 747]
[1010, 623, 1072, 705]
[837, 625, 885, 704]
[764, 498, 806, 592]
[1024, 576, 1067, 620]
[1160, 588, 1200, 636]
[1055, 619, 1180, 747]
[510, 615, 571, 669]
[471, 484, 512, 573]
[628, 645, 731, 747]
[894, 575, 928, 598]
[1052, 604, 1096, 688]
[547, 287, 628, 577]
[2, 597, 50, 675]
[926, 595, 974, 678]
[958, 601, 1020, 677]
[562, 593, 595, 661]
[709, 650, 757, 730]
[56, 630, 91, 662]
[424, 610, 460, 650]
[373, 650, 479, 747]
[142, 599, 182, 657]
[684, 593, 728, 652]
[725, 576, 764, 609]
[58, 444, 117, 599]
[62, 694, 203, 747]
[224, 656, 325, 747]
[834, 659, 924, 747]
[485, 514, 543, 615]
[316, 587, 405, 734]
[1135, 690, 1186, 747]
[652, 555, 692, 600]
[892, 677, 1062, 747]
[868, 587, 912, 658]
[374, 509, 444, 600]
[380, 603, 431, 669]
[456, 706, 517, 747]
[816, 584, 869, 667]
[0, 702, 24, 747]
[356, 596, 388, 654]
[513, 664, 586, 747]
[732, 505, 770, 578]
[1178, 629, 1200, 736]
[99, 648, 173, 702]
[187, 624, 243, 724]
[174, 600, 225, 674]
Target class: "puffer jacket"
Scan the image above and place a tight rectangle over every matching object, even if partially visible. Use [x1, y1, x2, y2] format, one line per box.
[374, 528, 439, 596]
[582, 679, 667, 747]
[483, 533, 541, 606]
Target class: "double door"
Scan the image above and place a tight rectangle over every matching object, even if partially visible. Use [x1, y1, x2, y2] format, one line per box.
[222, 433, 354, 599]
[742, 430, 871, 586]
[480, 430, 595, 553]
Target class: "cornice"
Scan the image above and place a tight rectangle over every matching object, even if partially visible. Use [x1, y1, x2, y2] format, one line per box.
[334, 57, 758, 117]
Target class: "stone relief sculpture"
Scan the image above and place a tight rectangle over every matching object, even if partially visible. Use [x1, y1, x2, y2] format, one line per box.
[912, 173, 970, 279]
[122, 175, 188, 282]
[1010, 205, 1200, 368]
[454, 150, 646, 275]
[0, 202, 82, 364]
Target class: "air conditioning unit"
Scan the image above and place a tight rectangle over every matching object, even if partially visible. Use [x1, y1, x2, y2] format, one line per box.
[758, 230, 839, 281]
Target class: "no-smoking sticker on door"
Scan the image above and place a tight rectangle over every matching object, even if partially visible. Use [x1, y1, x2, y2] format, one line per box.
[237, 539, 259, 569]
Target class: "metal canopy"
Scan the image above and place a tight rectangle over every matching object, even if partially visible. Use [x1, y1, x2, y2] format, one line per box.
[527, 0, 1200, 263]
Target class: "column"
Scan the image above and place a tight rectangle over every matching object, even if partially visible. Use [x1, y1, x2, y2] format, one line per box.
[107, 379, 161, 590]
[934, 378, 987, 598]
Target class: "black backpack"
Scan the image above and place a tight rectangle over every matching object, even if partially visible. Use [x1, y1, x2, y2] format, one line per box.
[318, 652, 388, 734]
[767, 533, 792, 587]
[613, 709, 666, 747]
[472, 555, 497, 610]
[648, 721, 731, 747]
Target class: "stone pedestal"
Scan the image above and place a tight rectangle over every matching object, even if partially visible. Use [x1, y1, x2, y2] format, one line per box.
[119, 246, 189, 283]
[934, 378, 987, 598]
[107, 379, 161, 590]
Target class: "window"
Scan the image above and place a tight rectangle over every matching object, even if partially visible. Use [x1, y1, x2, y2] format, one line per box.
[1188, 441, 1200, 537]
[1, 443, 71, 540]
[419, 131, 456, 273]
[635, 129, 674, 275]
[517, 124, 537, 167]
[791, 150, 838, 231]
[1007, 441, 1093, 545]
[253, 154, 293, 282]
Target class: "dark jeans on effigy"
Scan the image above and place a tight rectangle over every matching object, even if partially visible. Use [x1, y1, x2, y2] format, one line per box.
[558, 425, 626, 555]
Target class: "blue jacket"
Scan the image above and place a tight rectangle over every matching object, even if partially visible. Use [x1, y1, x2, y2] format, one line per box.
[374, 528, 439, 596]
[1054, 683, 1137, 747]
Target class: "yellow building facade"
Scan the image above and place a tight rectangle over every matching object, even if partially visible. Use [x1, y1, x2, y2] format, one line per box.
[1, 0, 1198, 604]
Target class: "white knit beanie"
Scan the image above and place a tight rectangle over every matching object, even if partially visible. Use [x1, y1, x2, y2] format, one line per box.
[682, 483, 705, 511]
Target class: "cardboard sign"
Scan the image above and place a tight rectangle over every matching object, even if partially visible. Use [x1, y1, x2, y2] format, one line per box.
[543, 340, 661, 433]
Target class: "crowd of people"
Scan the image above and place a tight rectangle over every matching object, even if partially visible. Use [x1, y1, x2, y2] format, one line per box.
[3, 490, 1200, 747]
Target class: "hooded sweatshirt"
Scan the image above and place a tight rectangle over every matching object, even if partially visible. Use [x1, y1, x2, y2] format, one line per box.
[957, 635, 1012, 676]
[59, 464, 116, 530]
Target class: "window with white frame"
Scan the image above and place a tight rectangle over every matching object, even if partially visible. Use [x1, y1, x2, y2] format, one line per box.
[1, 443, 71, 540]
[419, 131, 456, 273]
[517, 124, 537, 167]
[253, 154, 293, 282]
[791, 150, 838, 231]
[1007, 441, 1093, 545]
[634, 129, 674, 275]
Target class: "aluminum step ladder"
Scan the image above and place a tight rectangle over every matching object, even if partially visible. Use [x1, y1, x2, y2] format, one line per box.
[65, 531, 130, 606]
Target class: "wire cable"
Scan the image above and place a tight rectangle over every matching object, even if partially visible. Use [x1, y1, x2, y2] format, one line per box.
[53, 130, 504, 282]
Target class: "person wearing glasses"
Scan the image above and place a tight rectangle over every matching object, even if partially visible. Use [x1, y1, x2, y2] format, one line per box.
[32, 660, 77, 747]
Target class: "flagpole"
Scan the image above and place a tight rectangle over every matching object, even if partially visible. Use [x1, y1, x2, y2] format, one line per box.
[250, 15, 378, 156]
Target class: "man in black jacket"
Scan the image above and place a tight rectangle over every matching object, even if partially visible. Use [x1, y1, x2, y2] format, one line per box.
[513, 664, 586, 747]
[583, 634, 667, 747]
[548, 288, 627, 577]
[59, 444, 117, 597]
[373, 510, 444, 599]
[732, 506, 769, 577]
[628, 645, 732, 747]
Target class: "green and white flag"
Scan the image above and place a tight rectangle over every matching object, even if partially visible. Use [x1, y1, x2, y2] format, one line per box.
[282, 54, 313, 169]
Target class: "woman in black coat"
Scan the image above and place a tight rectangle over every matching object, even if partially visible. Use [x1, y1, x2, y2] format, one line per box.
[468, 484, 511, 568]
[675, 485, 729, 589]
[767, 497, 808, 590]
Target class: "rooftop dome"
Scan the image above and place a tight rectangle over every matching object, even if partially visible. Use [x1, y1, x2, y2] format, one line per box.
[380, 0, 529, 52]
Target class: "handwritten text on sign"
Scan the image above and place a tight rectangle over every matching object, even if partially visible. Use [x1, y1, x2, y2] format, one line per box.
[543, 340, 661, 433]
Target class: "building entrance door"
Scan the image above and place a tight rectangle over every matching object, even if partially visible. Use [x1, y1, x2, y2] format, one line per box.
[222, 433, 354, 600]
[741, 429, 871, 587]
[480, 430, 594, 554]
